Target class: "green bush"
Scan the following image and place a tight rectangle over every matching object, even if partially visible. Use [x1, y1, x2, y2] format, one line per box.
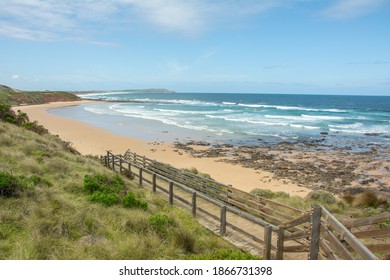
[149, 213, 175, 235]
[84, 174, 124, 194]
[306, 190, 336, 205]
[0, 104, 48, 134]
[88, 191, 119, 206]
[250, 188, 290, 199]
[0, 172, 20, 197]
[122, 192, 148, 209]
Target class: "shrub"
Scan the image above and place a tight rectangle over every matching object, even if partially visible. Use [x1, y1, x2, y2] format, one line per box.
[306, 190, 337, 205]
[0, 104, 17, 124]
[0, 172, 20, 197]
[0, 104, 48, 134]
[250, 188, 274, 199]
[84, 174, 124, 194]
[149, 213, 175, 236]
[184, 167, 212, 179]
[352, 191, 387, 208]
[23, 121, 48, 135]
[250, 188, 289, 200]
[122, 192, 148, 209]
[88, 191, 119, 206]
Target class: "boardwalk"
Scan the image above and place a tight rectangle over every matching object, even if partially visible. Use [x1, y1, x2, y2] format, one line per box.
[102, 151, 388, 260]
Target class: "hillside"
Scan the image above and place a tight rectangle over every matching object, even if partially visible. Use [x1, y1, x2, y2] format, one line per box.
[0, 119, 256, 259]
[0, 84, 80, 105]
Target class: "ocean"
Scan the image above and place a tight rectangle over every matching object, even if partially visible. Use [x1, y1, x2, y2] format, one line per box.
[50, 92, 390, 150]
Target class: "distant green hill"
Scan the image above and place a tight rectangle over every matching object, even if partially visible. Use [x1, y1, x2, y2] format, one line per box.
[0, 84, 18, 93]
[76, 88, 176, 95]
[0, 84, 175, 105]
[0, 114, 256, 260]
[0, 85, 81, 105]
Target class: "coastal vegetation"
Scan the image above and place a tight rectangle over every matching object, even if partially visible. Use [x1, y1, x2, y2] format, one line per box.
[0, 112, 256, 259]
[0, 84, 175, 106]
[0, 84, 80, 106]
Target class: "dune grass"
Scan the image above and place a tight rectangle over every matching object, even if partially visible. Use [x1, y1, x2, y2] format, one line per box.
[0, 120, 257, 260]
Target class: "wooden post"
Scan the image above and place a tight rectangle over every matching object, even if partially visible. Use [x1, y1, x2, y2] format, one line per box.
[263, 225, 272, 260]
[192, 192, 197, 217]
[276, 227, 284, 260]
[152, 173, 157, 193]
[143, 156, 146, 168]
[308, 205, 322, 260]
[119, 157, 123, 174]
[220, 206, 227, 236]
[106, 151, 110, 167]
[169, 182, 174, 205]
[111, 153, 115, 170]
[139, 168, 143, 186]
[128, 162, 132, 177]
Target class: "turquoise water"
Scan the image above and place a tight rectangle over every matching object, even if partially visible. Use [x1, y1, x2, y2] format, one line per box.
[51, 92, 390, 148]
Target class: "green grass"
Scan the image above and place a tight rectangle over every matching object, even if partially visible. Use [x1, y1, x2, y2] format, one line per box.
[0, 120, 257, 260]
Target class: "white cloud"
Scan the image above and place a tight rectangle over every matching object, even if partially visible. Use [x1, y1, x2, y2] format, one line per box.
[0, 0, 293, 41]
[2, 0, 385, 42]
[322, 0, 387, 19]
[11, 74, 20, 80]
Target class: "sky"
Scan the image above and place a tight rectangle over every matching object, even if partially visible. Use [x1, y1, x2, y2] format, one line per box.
[0, 0, 389, 95]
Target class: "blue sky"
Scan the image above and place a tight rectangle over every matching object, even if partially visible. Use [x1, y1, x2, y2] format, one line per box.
[0, 0, 389, 95]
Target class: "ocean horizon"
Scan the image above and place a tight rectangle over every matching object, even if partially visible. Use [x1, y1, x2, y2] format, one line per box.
[49, 92, 390, 151]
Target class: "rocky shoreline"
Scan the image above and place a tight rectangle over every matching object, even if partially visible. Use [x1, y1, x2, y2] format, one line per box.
[173, 139, 390, 197]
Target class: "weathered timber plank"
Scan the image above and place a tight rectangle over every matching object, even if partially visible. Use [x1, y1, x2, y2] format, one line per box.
[284, 229, 310, 241]
[228, 192, 296, 221]
[321, 207, 378, 260]
[353, 228, 390, 239]
[319, 239, 339, 260]
[344, 212, 390, 228]
[321, 224, 354, 260]
[308, 205, 322, 260]
[228, 197, 283, 225]
[283, 245, 308, 253]
[365, 243, 390, 252]
[263, 226, 273, 260]
[226, 222, 262, 243]
[282, 212, 311, 229]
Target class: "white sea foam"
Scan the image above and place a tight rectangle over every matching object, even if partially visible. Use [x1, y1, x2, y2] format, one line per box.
[80, 95, 389, 143]
[300, 114, 344, 121]
[237, 103, 347, 113]
[290, 124, 320, 130]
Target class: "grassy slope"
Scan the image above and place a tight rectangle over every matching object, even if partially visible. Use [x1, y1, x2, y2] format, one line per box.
[0, 121, 256, 260]
[0, 85, 80, 105]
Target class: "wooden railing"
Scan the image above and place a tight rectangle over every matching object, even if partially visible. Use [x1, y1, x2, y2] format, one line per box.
[101, 151, 388, 260]
[104, 151, 279, 258]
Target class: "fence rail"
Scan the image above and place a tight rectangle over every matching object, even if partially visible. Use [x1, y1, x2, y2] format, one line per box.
[101, 150, 389, 260]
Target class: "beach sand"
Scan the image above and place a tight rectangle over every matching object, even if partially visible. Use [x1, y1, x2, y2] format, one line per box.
[14, 101, 311, 196]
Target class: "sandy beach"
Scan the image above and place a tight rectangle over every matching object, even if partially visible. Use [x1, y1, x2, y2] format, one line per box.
[14, 101, 312, 196]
